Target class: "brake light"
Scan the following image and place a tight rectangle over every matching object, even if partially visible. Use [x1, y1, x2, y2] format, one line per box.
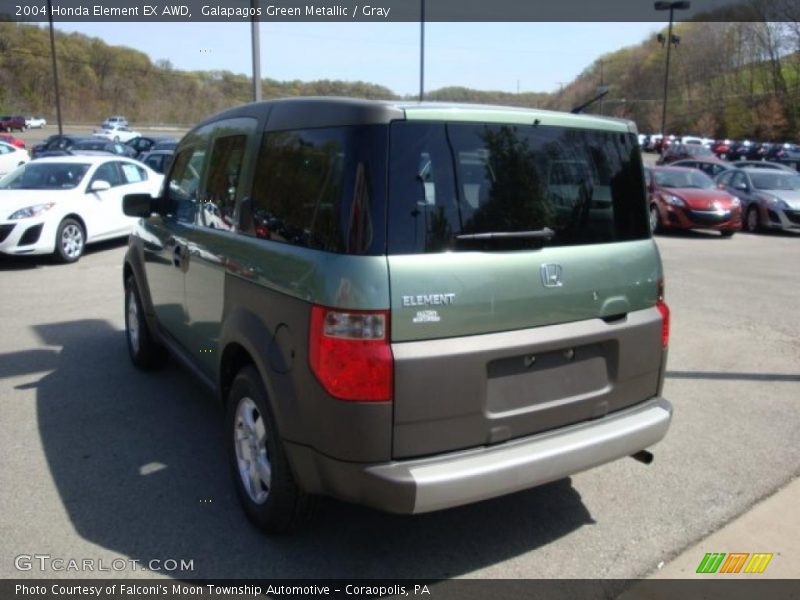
[309, 306, 393, 402]
[656, 278, 670, 349]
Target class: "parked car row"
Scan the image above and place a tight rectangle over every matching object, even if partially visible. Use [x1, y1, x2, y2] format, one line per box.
[646, 164, 800, 236]
[640, 133, 800, 171]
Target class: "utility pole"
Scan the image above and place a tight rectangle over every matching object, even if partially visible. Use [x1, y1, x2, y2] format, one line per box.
[419, 0, 425, 102]
[655, 1, 690, 138]
[598, 59, 605, 115]
[46, 0, 63, 135]
[251, 0, 262, 102]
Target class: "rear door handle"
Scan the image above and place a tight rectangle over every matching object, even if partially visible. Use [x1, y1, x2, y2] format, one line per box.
[172, 244, 184, 268]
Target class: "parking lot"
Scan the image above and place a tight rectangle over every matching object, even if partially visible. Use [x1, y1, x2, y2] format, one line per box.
[0, 211, 798, 579]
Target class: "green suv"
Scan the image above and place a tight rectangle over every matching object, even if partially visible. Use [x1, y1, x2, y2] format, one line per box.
[122, 98, 672, 532]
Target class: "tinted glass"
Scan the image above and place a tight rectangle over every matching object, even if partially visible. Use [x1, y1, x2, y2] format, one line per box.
[200, 135, 246, 231]
[250, 126, 386, 255]
[165, 146, 207, 223]
[0, 162, 90, 189]
[388, 122, 649, 254]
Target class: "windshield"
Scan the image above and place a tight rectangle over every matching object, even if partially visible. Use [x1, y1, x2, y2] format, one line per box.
[0, 162, 91, 190]
[388, 122, 649, 253]
[654, 169, 714, 190]
[751, 172, 800, 191]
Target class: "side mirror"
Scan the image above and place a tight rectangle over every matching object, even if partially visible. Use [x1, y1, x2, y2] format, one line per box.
[123, 193, 157, 217]
[734, 182, 748, 191]
[88, 180, 111, 193]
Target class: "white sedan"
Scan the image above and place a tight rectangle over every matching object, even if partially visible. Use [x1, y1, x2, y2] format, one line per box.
[93, 124, 141, 143]
[0, 156, 163, 262]
[25, 116, 47, 129]
[0, 141, 30, 176]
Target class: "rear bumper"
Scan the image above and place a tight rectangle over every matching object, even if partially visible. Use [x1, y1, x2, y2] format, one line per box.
[286, 396, 672, 514]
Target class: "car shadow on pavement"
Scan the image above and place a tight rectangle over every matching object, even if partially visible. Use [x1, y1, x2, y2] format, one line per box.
[0, 239, 129, 270]
[11, 318, 595, 579]
[666, 370, 800, 382]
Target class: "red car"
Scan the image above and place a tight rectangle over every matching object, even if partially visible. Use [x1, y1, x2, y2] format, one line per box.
[0, 133, 26, 149]
[646, 166, 742, 237]
[0, 115, 26, 132]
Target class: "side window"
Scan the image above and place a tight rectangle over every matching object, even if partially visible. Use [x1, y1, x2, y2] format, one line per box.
[731, 172, 745, 189]
[121, 163, 147, 184]
[0, 144, 10, 155]
[717, 171, 732, 186]
[165, 146, 206, 223]
[250, 128, 348, 251]
[91, 162, 123, 187]
[144, 155, 161, 171]
[199, 135, 246, 231]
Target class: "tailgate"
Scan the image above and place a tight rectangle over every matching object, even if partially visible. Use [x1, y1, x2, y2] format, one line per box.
[388, 240, 664, 459]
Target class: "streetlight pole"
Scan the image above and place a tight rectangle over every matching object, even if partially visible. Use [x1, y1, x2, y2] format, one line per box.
[655, 1, 690, 141]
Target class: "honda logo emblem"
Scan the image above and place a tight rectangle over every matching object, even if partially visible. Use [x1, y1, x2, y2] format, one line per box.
[540, 264, 563, 288]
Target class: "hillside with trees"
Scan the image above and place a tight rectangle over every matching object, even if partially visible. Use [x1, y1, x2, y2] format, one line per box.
[2, 7, 800, 139]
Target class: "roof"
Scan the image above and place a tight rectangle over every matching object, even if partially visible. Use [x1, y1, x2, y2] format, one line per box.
[195, 97, 634, 134]
[27, 155, 132, 164]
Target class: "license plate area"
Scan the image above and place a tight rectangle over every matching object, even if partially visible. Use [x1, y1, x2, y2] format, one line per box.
[486, 342, 611, 416]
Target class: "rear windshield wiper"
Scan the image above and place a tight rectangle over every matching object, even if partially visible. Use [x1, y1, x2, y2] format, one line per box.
[455, 228, 555, 241]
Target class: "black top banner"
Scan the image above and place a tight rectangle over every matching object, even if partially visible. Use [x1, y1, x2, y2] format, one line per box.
[0, 0, 788, 23]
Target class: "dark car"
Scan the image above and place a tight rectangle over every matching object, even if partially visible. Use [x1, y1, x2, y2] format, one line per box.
[137, 149, 174, 174]
[728, 140, 760, 161]
[121, 98, 672, 533]
[31, 135, 96, 159]
[657, 143, 721, 165]
[150, 139, 178, 152]
[646, 166, 741, 236]
[69, 139, 138, 158]
[125, 136, 176, 159]
[716, 168, 800, 233]
[764, 144, 800, 171]
[0, 115, 26, 132]
[670, 158, 732, 179]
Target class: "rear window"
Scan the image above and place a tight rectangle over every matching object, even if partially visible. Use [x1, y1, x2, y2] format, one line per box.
[388, 122, 649, 253]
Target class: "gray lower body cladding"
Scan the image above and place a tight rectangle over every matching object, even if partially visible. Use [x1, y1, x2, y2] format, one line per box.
[391, 307, 665, 458]
[286, 396, 672, 514]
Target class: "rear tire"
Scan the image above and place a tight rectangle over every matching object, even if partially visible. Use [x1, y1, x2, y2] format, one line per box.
[54, 218, 85, 263]
[720, 230, 735, 238]
[226, 366, 313, 533]
[124, 275, 167, 370]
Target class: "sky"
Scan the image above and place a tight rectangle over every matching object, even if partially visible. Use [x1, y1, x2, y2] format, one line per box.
[51, 22, 667, 96]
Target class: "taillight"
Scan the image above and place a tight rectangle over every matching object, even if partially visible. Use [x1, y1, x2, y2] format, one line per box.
[656, 278, 670, 349]
[309, 306, 393, 402]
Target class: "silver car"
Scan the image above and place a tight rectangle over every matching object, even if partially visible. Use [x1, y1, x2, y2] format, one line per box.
[716, 168, 800, 232]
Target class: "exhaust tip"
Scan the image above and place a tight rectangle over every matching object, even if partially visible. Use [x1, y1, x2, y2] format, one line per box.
[631, 450, 654, 465]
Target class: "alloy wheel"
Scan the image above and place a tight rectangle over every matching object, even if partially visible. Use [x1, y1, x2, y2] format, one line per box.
[234, 397, 271, 505]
